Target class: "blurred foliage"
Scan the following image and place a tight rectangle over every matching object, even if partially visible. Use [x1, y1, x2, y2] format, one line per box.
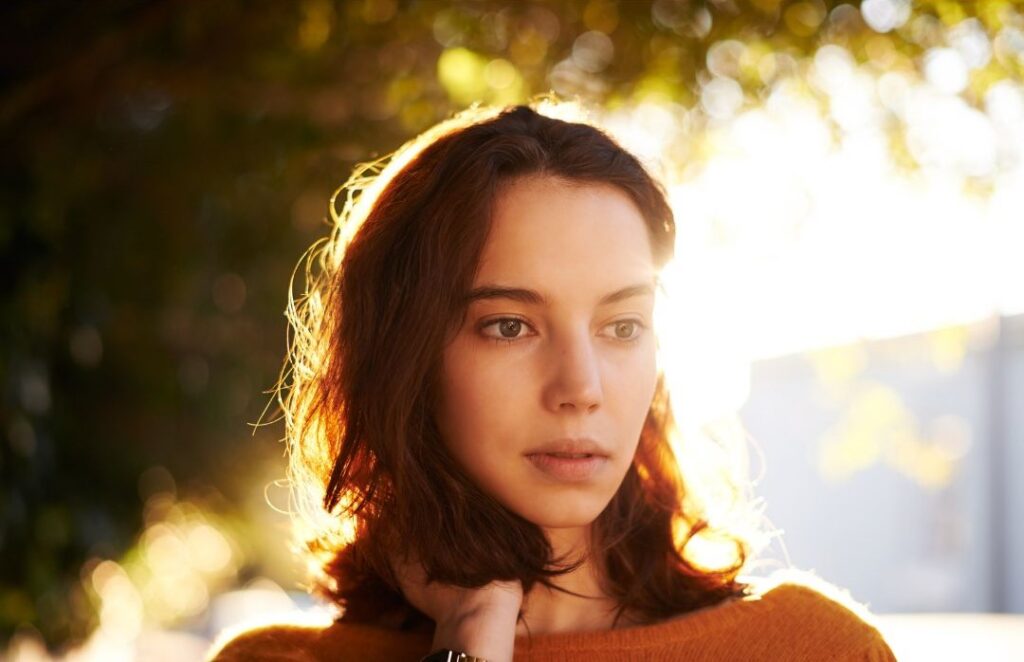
[1, 0, 1022, 652]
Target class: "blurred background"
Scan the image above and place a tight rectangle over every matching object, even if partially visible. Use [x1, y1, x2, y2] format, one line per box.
[2, 0, 1023, 660]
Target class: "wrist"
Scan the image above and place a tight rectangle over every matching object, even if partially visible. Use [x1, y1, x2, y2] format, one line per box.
[431, 607, 518, 662]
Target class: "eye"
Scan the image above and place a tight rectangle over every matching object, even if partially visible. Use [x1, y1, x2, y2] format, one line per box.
[602, 319, 645, 342]
[480, 317, 535, 344]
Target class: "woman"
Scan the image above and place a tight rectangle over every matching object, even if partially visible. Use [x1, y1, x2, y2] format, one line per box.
[209, 101, 896, 661]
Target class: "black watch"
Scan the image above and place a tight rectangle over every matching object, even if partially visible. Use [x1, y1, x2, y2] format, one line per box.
[420, 649, 488, 662]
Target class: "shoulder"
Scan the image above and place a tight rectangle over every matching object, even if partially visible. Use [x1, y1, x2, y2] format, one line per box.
[513, 570, 896, 661]
[734, 568, 896, 660]
[206, 615, 432, 662]
[206, 620, 323, 662]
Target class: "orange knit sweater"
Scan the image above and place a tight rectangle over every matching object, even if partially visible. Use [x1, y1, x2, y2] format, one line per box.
[206, 572, 896, 661]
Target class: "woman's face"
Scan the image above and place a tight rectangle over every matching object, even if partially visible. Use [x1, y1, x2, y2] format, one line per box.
[435, 174, 659, 530]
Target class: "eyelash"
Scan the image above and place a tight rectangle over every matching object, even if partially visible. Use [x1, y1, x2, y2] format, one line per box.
[479, 317, 647, 346]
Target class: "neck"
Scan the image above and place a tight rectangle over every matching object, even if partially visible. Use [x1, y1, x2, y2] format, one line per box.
[514, 526, 631, 637]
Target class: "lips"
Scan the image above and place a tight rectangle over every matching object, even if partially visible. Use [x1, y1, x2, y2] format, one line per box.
[523, 437, 610, 458]
[523, 438, 611, 482]
[540, 452, 593, 459]
[525, 452, 609, 482]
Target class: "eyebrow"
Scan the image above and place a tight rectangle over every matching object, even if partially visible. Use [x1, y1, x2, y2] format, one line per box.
[464, 282, 655, 306]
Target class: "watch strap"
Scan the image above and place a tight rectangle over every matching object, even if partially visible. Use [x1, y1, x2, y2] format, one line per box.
[419, 649, 489, 662]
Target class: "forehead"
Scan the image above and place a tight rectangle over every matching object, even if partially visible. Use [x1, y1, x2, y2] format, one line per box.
[474, 176, 656, 296]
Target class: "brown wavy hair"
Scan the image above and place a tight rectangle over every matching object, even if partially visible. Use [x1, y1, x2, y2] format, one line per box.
[275, 99, 768, 633]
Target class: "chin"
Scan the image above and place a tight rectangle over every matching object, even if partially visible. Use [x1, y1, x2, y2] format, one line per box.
[515, 496, 611, 530]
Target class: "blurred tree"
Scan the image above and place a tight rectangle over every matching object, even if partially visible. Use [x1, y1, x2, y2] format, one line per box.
[1, 0, 1020, 651]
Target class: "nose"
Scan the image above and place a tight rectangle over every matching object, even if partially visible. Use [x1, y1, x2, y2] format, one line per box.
[542, 329, 603, 414]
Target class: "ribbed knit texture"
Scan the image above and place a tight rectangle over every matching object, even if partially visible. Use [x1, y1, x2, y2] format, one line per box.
[207, 571, 897, 661]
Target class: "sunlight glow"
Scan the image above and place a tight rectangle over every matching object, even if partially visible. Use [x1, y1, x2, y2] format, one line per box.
[607, 50, 1022, 439]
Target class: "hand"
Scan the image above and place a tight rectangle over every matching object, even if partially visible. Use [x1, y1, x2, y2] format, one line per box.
[392, 555, 523, 662]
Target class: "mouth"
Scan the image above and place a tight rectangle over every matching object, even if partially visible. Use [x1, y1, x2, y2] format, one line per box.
[533, 451, 596, 459]
[524, 451, 609, 482]
[524, 437, 610, 458]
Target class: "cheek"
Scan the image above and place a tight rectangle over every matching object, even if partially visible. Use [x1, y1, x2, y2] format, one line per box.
[436, 342, 525, 460]
[612, 340, 659, 421]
